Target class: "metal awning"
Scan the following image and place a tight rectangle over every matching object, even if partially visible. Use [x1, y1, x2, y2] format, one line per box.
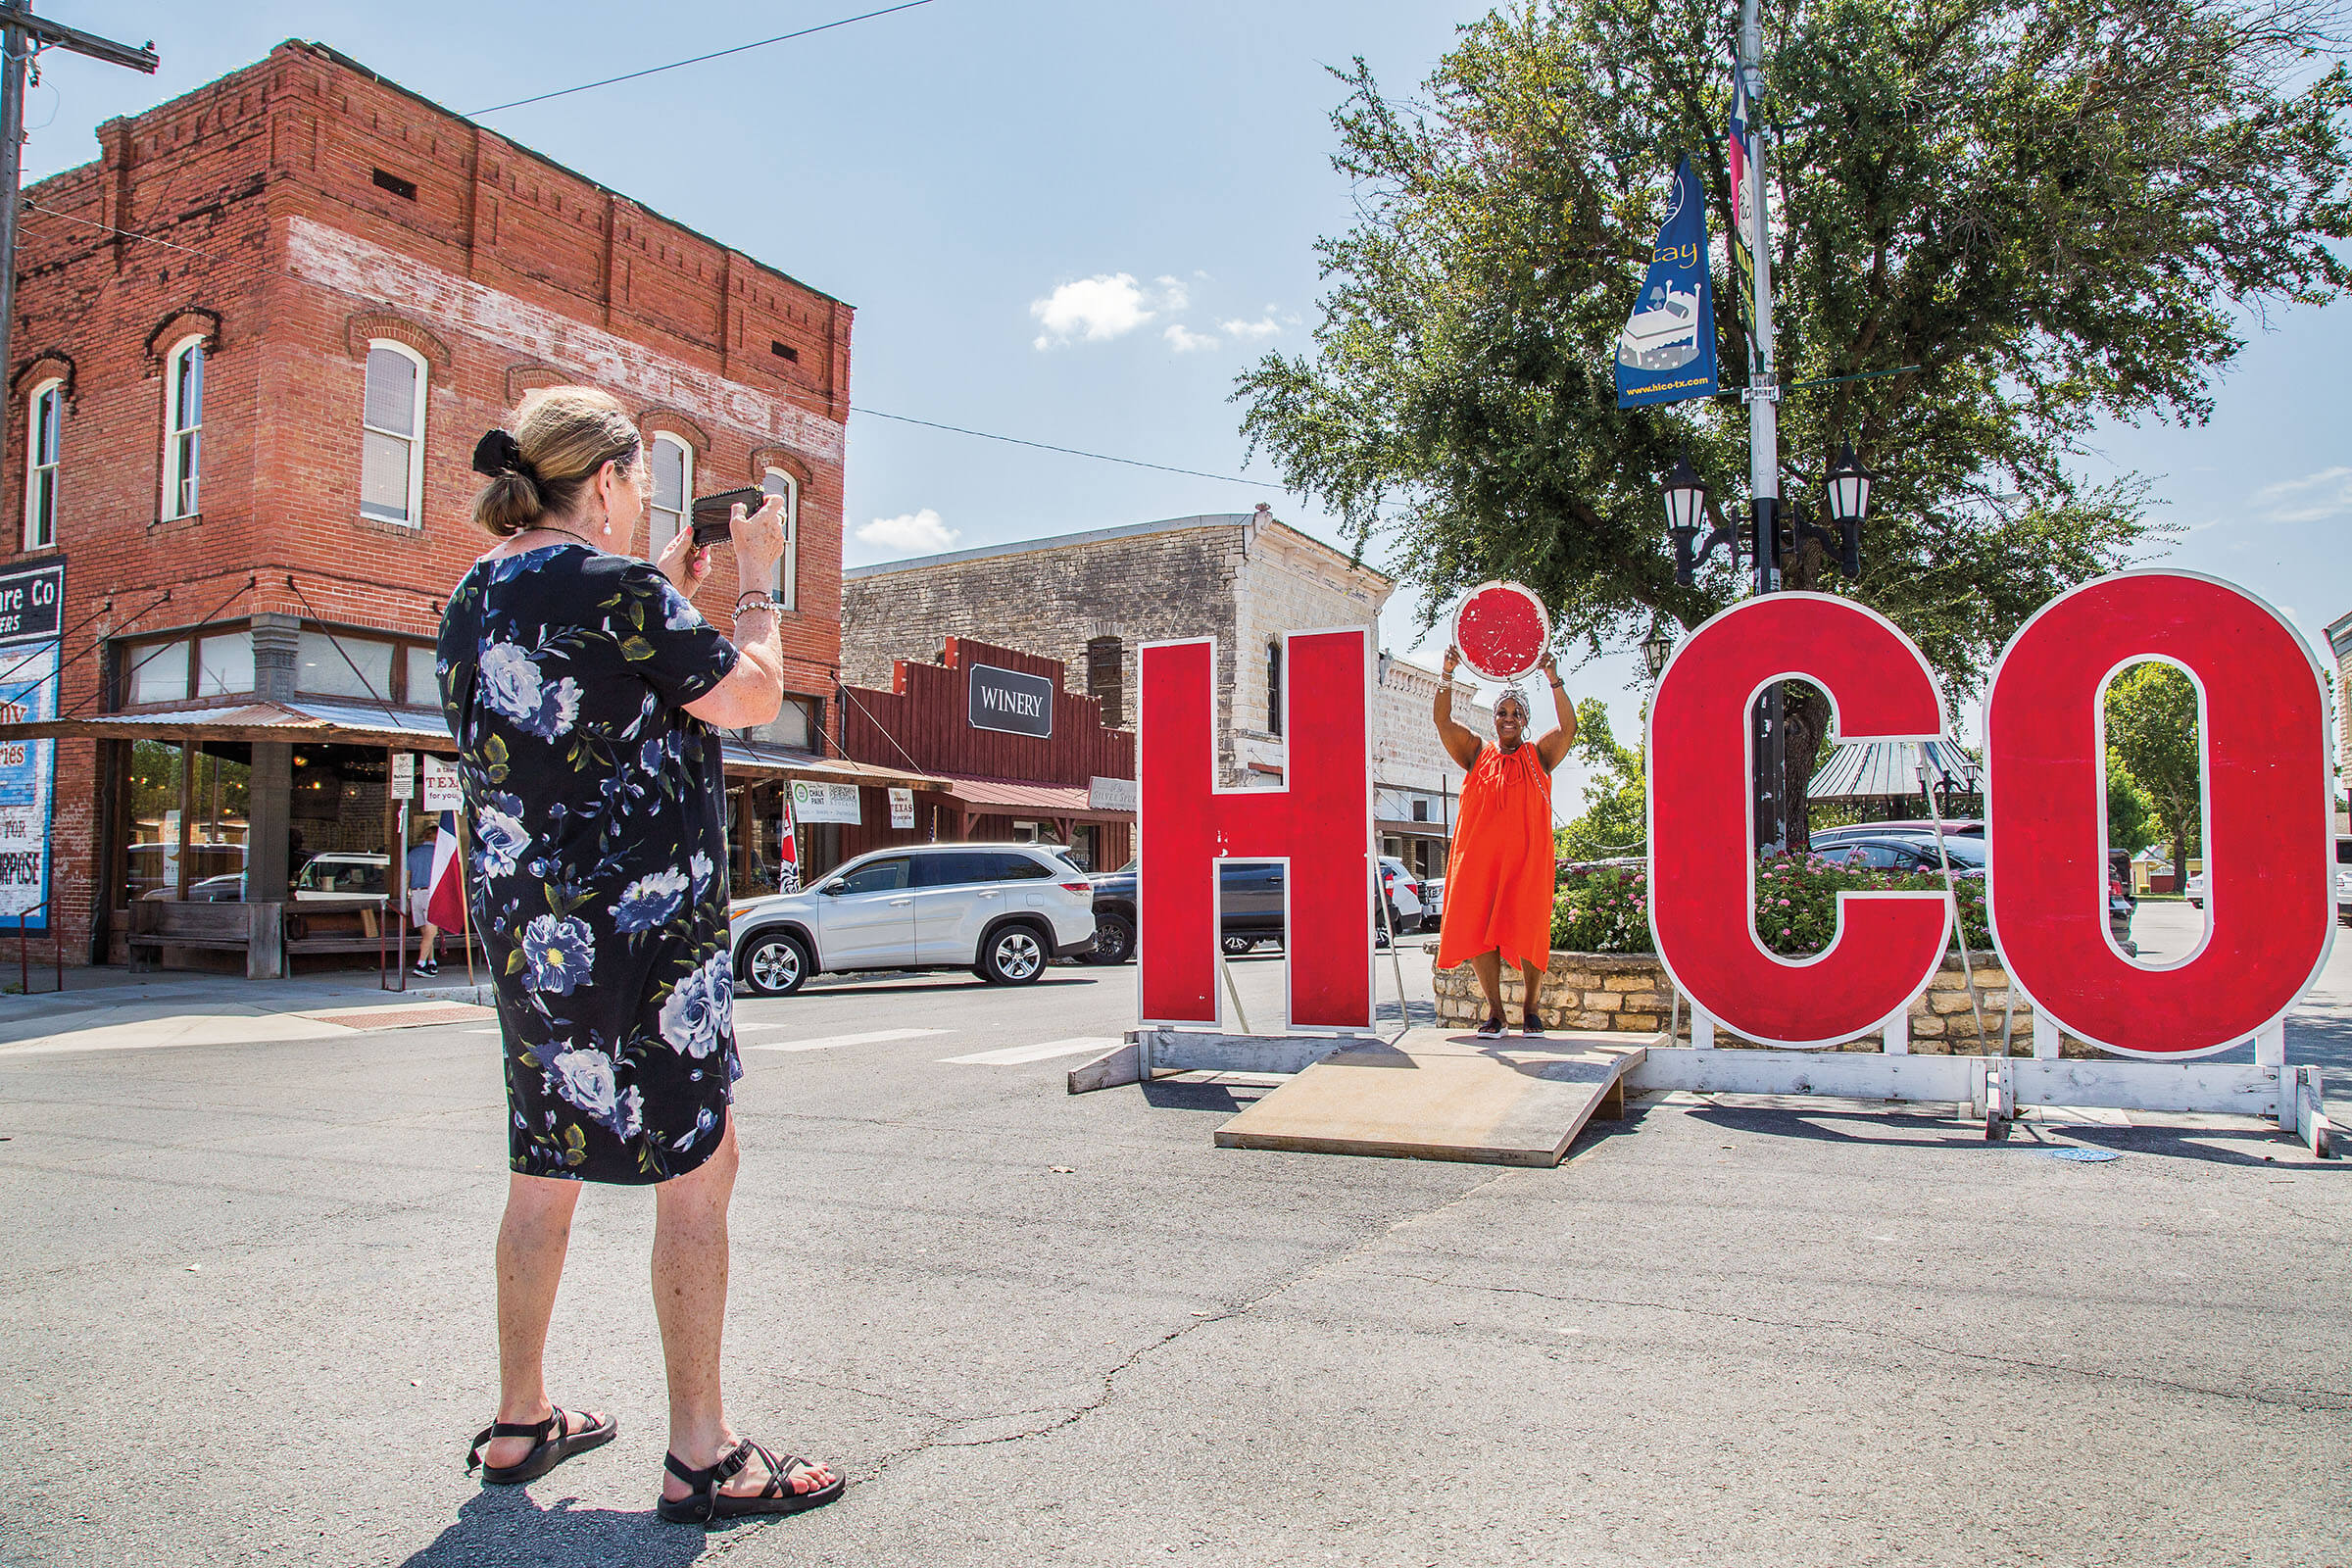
[932, 771, 1135, 821]
[0, 702, 952, 792]
[1808, 737, 1982, 802]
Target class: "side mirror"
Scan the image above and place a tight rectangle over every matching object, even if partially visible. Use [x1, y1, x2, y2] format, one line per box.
[820, 880, 847, 896]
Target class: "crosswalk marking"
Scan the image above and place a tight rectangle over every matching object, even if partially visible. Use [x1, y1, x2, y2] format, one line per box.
[743, 1027, 946, 1054]
[941, 1036, 1124, 1066]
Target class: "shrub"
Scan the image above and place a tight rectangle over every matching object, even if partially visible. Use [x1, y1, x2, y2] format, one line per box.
[1552, 855, 1992, 957]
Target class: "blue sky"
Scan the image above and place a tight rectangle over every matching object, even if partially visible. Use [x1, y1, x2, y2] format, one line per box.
[29, 1, 2351, 806]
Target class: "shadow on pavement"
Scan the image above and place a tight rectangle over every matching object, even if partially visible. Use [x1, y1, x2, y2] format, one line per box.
[1139, 1078, 1275, 1114]
[1681, 1102, 2347, 1168]
[400, 1490, 708, 1568]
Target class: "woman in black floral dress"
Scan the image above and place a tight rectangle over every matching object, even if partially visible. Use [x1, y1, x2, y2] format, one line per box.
[440, 386, 840, 1523]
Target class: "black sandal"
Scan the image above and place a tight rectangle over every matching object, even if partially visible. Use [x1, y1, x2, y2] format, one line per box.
[465, 1405, 617, 1485]
[1475, 1012, 1506, 1038]
[659, 1438, 844, 1525]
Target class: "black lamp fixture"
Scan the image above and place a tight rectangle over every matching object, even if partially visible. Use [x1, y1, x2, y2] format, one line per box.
[1786, 438, 1871, 581]
[1641, 617, 1678, 679]
[1663, 451, 1739, 587]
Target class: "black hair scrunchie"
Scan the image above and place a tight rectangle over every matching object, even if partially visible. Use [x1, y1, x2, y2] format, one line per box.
[470, 427, 537, 482]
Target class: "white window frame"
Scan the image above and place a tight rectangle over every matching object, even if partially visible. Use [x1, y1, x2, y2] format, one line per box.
[645, 432, 693, 560]
[160, 335, 205, 520]
[760, 466, 800, 610]
[24, 376, 61, 551]
[360, 338, 429, 527]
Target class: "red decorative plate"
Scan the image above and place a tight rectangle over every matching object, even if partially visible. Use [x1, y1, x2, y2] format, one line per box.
[1450, 582, 1550, 681]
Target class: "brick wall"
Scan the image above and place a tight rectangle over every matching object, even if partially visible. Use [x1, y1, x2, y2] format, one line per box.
[6, 42, 853, 956]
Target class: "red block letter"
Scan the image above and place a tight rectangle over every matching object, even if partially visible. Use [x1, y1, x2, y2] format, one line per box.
[1139, 630, 1373, 1030]
[1986, 571, 2334, 1055]
[1650, 595, 1952, 1046]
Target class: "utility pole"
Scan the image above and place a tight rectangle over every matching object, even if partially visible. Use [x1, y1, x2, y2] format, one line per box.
[1738, 0, 1787, 853]
[0, 1, 157, 478]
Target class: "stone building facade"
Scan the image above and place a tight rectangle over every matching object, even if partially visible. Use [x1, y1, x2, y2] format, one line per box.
[842, 506, 1394, 788]
[0, 42, 852, 960]
[2329, 608, 2351, 787]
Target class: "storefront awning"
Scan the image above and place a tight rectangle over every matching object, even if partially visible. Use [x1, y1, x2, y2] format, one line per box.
[1808, 737, 1981, 803]
[932, 771, 1135, 822]
[0, 702, 953, 793]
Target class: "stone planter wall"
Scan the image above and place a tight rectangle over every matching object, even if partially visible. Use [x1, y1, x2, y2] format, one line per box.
[1432, 949, 2104, 1056]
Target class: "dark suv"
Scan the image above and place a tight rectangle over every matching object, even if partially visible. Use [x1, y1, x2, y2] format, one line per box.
[1084, 859, 1399, 966]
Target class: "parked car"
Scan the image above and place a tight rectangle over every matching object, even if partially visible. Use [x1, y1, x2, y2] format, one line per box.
[729, 843, 1097, 997]
[1421, 875, 1445, 924]
[2184, 867, 2205, 908]
[1820, 834, 1987, 876]
[1809, 819, 1983, 850]
[294, 852, 390, 902]
[1378, 858, 1426, 932]
[128, 841, 245, 901]
[1083, 858, 1398, 966]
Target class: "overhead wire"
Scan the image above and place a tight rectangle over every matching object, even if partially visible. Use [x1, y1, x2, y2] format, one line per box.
[463, 0, 942, 118]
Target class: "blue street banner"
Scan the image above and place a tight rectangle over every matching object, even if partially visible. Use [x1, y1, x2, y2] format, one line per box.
[1615, 155, 1719, 408]
[0, 561, 65, 930]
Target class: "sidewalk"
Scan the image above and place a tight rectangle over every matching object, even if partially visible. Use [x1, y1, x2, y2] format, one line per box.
[0, 963, 496, 1050]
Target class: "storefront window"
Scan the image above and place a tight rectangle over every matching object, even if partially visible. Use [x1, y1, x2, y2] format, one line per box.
[297, 630, 395, 701]
[125, 639, 190, 706]
[122, 740, 251, 904]
[197, 632, 255, 698]
[404, 646, 438, 708]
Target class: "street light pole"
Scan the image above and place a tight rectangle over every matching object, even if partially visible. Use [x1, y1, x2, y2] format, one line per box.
[1739, 0, 1787, 853]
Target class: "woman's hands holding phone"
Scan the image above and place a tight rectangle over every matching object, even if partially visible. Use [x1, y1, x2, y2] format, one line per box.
[730, 494, 789, 588]
[656, 525, 712, 602]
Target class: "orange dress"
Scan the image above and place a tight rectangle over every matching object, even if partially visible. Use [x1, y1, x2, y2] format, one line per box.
[1436, 741, 1556, 971]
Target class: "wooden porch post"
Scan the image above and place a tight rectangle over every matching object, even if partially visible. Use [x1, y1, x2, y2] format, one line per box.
[174, 732, 196, 899]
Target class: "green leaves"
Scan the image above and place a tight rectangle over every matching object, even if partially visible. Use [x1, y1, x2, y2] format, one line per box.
[617, 635, 656, 663]
[484, 732, 511, 786]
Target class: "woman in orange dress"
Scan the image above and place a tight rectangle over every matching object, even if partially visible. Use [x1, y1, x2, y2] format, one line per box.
[1435, 647, 1576, 1035]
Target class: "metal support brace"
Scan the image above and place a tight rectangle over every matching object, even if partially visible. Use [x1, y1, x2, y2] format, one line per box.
[1984, 1056, 2014, 1141]
[2256, 1021, 2288, 1130]
[1691, 1009, 1716, 1050]
[1882, 1007, 1908, 1055]
[2034, 1012, 2061, 1060]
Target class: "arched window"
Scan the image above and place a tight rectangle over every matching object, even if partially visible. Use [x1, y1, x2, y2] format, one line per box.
[760, 467, 799, 609]
[360, 339, 428, 526]
[24, 377, 61, 550]
[645, 432, 692, 559]
[161, 336, 205, 519]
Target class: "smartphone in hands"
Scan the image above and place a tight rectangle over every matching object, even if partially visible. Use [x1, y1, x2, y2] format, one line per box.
[689, 486, 764, 549]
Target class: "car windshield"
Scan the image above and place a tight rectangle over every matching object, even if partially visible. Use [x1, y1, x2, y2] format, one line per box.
[1909, 835, 1985, 866]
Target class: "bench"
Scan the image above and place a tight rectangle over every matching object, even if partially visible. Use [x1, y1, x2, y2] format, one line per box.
[127, 900, 284, 980]
[282, 897, 388, 966]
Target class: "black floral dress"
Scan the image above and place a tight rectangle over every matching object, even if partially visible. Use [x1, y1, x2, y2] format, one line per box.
[437, 543, 742, 1184]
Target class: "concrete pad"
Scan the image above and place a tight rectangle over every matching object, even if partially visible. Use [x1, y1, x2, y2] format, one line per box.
[1213, 1028, 1647, 1166]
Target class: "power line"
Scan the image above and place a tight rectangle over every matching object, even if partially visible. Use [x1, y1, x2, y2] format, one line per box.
[853, 407, 1269, 488]
[464, 0, 942, 118]
[21, 199, 209, 256]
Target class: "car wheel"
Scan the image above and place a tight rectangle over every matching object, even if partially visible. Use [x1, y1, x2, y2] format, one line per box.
[1086, 911, 1135, 966]
[1221, 935, 1256, 956]
[738, 931, 810, 997]
[980, 923, 1048, 985]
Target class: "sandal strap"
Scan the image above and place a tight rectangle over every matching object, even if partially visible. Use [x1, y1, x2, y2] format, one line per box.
[665, 1438, 759, 1522]
[466, 1408, 560, 1472]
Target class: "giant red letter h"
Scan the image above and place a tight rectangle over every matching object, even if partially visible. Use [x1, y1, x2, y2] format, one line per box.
[1138, 630, 1374, 1031]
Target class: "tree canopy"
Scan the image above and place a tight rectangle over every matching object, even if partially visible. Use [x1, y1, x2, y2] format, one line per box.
[1238, 0, 2350, 835]
[2105, 662, 2202, 873]
[1556, 697, 1650, 859]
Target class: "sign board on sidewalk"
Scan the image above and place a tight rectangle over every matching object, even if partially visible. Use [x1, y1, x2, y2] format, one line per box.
[389, 753, 415, 801]
[792, 779, 861, 825]
[967, 662, 1054, 739]
[889, 787, 914, 829]
[421, 755, 462, 812]
[0, 561, 63, 928]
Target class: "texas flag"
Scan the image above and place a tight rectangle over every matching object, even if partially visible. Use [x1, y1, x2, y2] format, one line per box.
[424, 811, 466, 932]
[776, 800, 801, 894]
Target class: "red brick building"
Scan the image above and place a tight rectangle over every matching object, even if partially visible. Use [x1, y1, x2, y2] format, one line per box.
[0, 42, 897, 966]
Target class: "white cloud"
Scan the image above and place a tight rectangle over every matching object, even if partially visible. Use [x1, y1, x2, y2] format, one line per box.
[1164, 323, 1220, 353]
[1030, 272, 1192, 349]
[1221, 316, 1282, 342]
[857, 509, 958, 557]
[2252, 465, 2352, 524]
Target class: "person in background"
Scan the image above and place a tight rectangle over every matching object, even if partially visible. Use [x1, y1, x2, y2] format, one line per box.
[406, 827, 441, 978]
[1433, 647, 1577, 1035]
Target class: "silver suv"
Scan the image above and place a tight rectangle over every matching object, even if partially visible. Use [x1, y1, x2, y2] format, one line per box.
[729, 843, 1099, 997]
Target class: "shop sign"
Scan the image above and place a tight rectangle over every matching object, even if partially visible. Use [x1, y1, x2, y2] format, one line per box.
[1088, 775, 1138, 812]
[421, 756, 462, 812]
[0, 563, 63, 928]
[889, 787, 915, 829]
[968, 662, 1054, 739]
[792, 779, 862, 825]
[389, 753, 415, 801]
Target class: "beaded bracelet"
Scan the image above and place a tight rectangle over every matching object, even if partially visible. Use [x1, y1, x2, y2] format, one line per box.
[732, 593, 779, 616]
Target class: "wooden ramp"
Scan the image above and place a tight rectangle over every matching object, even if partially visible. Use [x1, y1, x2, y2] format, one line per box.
[1213, 1029, 1649, 1166]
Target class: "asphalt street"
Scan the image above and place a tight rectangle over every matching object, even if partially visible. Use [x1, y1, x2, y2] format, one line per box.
[2, 921, 2349, 1567]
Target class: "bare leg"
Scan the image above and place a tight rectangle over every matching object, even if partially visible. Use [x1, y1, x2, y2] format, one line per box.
[419, 922, 438, 964]
[1467, 950, 1505, 1021]
[482, 1173, 604, 1467]
[1518, 960, 1546, 1026]
[654, 1115, 835, 1501]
